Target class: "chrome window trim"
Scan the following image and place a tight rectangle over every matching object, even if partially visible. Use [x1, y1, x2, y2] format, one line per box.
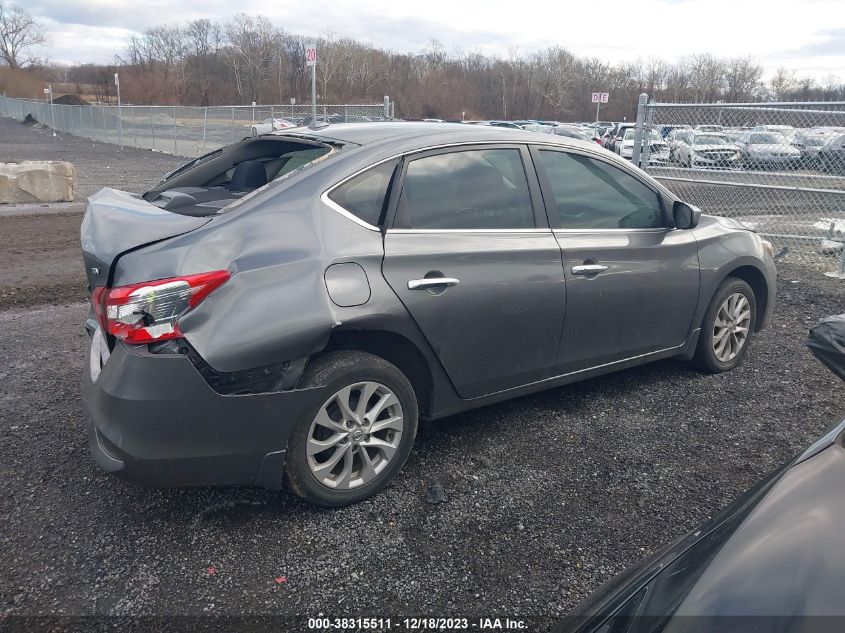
[320, 139, 607, 231]
[553, 228, 669, 234]
[387, 228, 552, 234]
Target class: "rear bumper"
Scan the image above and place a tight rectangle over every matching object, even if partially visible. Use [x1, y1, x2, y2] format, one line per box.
[84, 336, 320, 489]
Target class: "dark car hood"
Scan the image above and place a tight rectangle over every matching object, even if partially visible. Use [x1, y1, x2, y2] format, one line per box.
[670, 443, 845, 619]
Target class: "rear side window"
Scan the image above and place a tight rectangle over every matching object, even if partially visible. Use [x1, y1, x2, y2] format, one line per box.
[396, 148, 534, 230]
[537, 150, 664, 230]
[328, 160, 398, 227]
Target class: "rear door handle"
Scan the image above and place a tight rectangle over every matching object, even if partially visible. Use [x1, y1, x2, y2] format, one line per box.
[571, 264, 609, 275]
[408, 277, 461, 290]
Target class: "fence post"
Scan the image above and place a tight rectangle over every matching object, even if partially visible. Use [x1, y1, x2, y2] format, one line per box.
[173, 106, 178, 156]
[131, 107, 137, 148]
[384, 96, 389, 119]
[631, 93, 648, 168]
[202, 107, 208, 153]
[150, 109, 156, 151]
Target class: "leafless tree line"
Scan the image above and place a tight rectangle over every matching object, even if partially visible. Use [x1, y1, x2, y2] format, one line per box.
[6, 7, 845, 120]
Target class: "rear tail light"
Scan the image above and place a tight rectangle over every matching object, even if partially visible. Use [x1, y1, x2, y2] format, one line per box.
[91, 270, 230, 344]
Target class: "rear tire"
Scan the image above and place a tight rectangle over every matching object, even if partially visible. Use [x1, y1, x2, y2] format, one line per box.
[692, 277, 757, 373]
[284, 351, 418, 507]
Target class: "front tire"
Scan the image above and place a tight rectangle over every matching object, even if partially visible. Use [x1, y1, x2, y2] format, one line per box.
[284, 351, 418, 507]
[692, 277, 757, 373]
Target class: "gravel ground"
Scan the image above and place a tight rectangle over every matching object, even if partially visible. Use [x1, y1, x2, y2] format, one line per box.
[1, 116, 844, 629]
[1, 271, 843, 628]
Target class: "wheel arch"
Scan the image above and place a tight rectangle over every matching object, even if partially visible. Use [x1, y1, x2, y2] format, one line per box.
[719, 264, 770, 332]
[315, 329, 435, 419]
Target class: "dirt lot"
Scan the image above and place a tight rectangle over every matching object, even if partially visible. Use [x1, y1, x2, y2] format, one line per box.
[1, 117, 844, 629]
[0, 118, 183, 310]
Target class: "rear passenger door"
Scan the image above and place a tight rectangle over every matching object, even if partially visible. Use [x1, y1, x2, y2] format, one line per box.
[532, 147, 700, 373]
[382, 145, 566, 399]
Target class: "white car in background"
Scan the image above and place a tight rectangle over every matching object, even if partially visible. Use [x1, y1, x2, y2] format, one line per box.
[617, 128, 670, 165]
[250, 118, 296, 136]
[675, 132, 742, 169]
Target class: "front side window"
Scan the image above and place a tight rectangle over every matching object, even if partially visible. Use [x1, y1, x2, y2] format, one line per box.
[395, 149, 534, 230]
[328, 159, 397, 227]
[537, 150, 665, 230]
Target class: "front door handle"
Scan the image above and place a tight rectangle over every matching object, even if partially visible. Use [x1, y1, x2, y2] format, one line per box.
[408, 277, 461, 290]
[571, 264, 609, 275]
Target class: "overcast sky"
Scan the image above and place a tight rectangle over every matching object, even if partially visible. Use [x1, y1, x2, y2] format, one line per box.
[27, 0, 845, 80]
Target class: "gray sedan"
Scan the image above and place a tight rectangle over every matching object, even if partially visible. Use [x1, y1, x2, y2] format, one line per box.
[81, 122, 776, 506]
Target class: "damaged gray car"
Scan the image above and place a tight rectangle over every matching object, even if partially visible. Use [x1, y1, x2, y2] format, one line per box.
[81, 122, 776, 506]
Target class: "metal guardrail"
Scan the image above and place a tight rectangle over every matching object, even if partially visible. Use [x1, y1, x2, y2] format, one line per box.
[633, 96, 845, 270]
[0, 95, 393, 158]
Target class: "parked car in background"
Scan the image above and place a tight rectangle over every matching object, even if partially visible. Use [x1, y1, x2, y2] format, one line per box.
[616, 128, 669, 165]
[488, 120, 523, 129]
[667, 128, 694, 162]
[818, 132, 845, 173]
[568, 316, 845, 633]
[753, 124, 797, 143]
[81, 122, 775, 506]
[695, 124, 724, 133]
[545, 125, 592, 141]
[792, 129, 836, 168]
[656, 124, 690, 140]
[735, 131, 801, 169]
[250, 118, 296, 136]
[675, 133, 741, 169]
[605, 122, 635, 152]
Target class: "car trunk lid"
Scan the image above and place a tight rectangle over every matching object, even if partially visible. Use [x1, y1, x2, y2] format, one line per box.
[81, 187, 213, 288]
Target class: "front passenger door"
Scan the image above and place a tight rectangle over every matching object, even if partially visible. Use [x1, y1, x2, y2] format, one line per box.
[533, 148, 700, 374]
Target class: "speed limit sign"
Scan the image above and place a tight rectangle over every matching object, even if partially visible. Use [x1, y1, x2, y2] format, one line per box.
[305, 44, 317, 67]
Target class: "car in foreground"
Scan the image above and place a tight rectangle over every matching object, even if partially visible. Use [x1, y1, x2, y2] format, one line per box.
[81, 122, 775, 506]
[566, 315, 845, 633]
[674, 132, 742, 169]
[249, 117, 296, 136]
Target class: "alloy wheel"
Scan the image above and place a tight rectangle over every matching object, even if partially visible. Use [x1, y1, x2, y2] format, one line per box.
[306, 381, 404, 490]
[712, 292, 751, 362]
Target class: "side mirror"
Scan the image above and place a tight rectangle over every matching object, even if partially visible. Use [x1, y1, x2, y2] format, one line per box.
[673, 200, 702, 229]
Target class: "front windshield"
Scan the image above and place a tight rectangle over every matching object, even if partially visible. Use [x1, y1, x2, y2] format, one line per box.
[694, 135, 728, 145]
[749, 133, 786, 144]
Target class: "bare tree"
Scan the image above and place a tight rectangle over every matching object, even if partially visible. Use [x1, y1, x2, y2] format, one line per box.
[770, 67, 798, 100]
[0, 2, 46, 69]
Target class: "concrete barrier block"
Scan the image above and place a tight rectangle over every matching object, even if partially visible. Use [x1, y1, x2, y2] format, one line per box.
[0, 161, 76, 203]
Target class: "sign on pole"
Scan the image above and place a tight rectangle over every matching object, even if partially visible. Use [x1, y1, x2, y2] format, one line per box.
[592, 92, 610, 122]
[305, 44, 317, 67]
[306, 44, 317, 123]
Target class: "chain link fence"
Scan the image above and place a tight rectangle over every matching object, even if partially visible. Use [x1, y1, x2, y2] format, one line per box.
[634, 98, 845, 272]
[0, 95, 394, 159]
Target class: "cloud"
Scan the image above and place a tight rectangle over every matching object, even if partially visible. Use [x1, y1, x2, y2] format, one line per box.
[28, 0, 845, 80]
